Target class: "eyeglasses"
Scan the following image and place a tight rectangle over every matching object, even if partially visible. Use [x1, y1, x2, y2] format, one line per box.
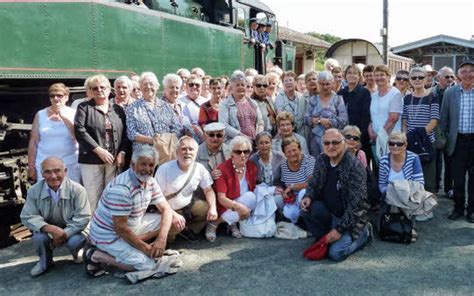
[444, 75, 455, 80]
[233, 149, 251, 155]
[255, 84, 268, 88]
[388, 141, 405, 147]
[207, 132, 224, 138]
[49, 94, 65, 99]
[344, 135, 360, 141]
[42, 168, 63, 175]
[323, 139, 344, 146]
[91, 85, 108, 91]
[396, 77, 409, 82]
[318, 82, 332, 87]
[410, 76, 426, 81]
[188, 83, 201, 88]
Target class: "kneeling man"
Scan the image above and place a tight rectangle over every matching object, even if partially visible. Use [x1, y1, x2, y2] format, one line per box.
[21, 157, 91, 277]
[301, 128, 372, 262]
[87, 146, 173, 275]
[155, 136, 218, 242]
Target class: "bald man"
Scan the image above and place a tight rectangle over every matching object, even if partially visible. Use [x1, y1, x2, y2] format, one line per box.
[20, 157, 91, 277]
[301, 129, 372, 262]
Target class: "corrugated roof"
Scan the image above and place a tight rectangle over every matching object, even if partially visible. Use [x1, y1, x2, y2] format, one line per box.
[392, 34, 474, 53]
[278, 26, 331, 49]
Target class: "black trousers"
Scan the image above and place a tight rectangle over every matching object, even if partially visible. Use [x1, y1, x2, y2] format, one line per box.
[435, 148, 453, 193]
[451, 135, 474, 214]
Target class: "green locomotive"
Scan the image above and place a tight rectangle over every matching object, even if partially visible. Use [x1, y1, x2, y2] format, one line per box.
[0, 0, 295, 245]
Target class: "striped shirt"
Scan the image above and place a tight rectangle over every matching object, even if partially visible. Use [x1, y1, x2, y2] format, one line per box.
[402, 93, 440, 142]
[280, 154, 316, 194]
[89, 169, 165, 245]
[459, 87, 474, 133]
[378, 151, 424, 194]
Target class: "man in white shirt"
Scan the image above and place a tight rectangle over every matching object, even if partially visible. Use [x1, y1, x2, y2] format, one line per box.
[155, 136, 218, 242]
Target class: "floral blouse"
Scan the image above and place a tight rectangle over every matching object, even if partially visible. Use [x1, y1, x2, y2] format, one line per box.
[126, 98, 183, 151]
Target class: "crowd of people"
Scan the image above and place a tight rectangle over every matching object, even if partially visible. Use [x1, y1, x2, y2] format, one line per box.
[21, 59, 474, 279]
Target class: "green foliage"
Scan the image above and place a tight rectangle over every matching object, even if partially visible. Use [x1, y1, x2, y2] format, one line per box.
[305, 32, 342, 71]
[306, 32, 342, 44]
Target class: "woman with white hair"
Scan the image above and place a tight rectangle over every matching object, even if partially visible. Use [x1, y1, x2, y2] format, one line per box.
[219, 71, 264, 141]
[212, 136, 258, 239]
[161, 73, 191, 128]
[113, 76, 134, 108]
[304, 71, 348, 157]
[126, 72, 183, 152]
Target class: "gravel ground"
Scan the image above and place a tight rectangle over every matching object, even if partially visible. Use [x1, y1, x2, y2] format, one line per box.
[0, 198, 473, 295]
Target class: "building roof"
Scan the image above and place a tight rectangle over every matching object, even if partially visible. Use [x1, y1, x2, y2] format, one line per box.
[278, 26, 331, 49]
[325, 38, 413, 61]
[392, 34, 474, 53]
[237, 0, 274, 15]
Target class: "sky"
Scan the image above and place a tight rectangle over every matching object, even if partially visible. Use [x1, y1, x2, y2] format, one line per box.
[260, 0, 474, 47]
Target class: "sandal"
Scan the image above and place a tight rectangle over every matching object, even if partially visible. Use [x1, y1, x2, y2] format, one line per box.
[205, 222, 218, 242]
[228, 224, 242, 239]
[84, 247, 107, 278]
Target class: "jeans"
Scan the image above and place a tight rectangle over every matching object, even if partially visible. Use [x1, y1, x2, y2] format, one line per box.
[33, 232, 86, 270]
[302, 200, 370, 262]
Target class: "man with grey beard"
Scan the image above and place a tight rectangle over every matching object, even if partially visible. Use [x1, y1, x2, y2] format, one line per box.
[155, 136, 218, 242]
[86, 146, 173, 276]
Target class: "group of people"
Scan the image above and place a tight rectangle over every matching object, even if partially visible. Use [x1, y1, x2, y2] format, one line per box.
[20, 58, 474, 279]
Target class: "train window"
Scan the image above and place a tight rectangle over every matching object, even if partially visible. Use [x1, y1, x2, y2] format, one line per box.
[236, 7, 246, 29]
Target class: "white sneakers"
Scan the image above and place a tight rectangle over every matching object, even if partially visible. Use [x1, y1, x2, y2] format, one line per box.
[415, 212, 434, 222]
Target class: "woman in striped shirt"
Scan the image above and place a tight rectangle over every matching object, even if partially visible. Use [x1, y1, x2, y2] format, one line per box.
[402, 67, 439, 195]
[275, 136, 316, 224]
[378, 132, 425, 241]
[378, 132, 424, 195]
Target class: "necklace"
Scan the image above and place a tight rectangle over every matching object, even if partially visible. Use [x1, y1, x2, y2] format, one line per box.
[232, 161, 245, 174]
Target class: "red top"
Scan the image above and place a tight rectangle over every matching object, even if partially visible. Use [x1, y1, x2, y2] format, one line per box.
[198, 101, 219, 126]
[214, 159, 258, 215]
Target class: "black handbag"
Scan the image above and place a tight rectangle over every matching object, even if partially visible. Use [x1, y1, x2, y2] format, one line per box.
[379, 210, 413, 244]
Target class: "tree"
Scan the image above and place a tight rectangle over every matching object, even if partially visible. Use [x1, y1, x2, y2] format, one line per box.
[306, 32, 342, 71]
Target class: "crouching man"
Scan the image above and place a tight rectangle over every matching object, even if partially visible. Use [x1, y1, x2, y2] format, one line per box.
[86, 146, 173, 276]
[20, 157, 91, 277]
[155, 136, 218, 242]
[301, 129, 372, 262]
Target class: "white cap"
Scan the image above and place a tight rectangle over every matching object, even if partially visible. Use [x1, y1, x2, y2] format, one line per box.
[204, 122, 226, 133]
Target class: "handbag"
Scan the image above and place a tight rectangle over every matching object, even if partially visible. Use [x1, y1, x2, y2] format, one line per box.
[434, 126, 446, 150]
[153, 133, 178, 166]
[303, 234, 329, 260]
[239, 213, 277, 238]
[379, 209, 412, 244]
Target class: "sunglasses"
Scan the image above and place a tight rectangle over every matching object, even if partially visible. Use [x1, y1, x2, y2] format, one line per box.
[444, 75, 455, 80]
[388, 141, 405, 147]
[49, 94, 65, 99]
[188, 83, 201, 88]
[344, 135, 360, 141]
[233, 149, 251, 155]
[207, 132, 224, 138]
[91, 86, 108, 91]
[323, 139, 344, 146]
[396, 77, 409, 82]
[410, 76, 426, 81]
[255, 84, 268, 88]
